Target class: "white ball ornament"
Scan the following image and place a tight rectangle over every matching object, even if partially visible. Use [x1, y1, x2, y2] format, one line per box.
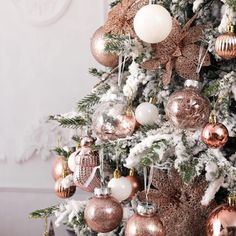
[68, 150, 79, 172]
[108, 169, 132, 202]
[133, 4, 172, 43]
[135, 102, 159, 125]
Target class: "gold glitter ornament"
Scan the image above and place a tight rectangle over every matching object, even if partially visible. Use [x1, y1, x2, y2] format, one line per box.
[215, 24, 236, 60]
[84, 187, 123, 233]
[125, 202, 165, 236]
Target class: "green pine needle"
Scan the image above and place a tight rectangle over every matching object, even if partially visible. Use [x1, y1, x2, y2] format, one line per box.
[29, 205, 59, 219]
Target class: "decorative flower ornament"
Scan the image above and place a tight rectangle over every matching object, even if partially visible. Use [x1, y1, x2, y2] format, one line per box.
[104, 0, 148, 37]
[142, 15, 211, 85]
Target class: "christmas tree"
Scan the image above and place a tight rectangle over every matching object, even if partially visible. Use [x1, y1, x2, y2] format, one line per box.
[30, 0, 236, 235]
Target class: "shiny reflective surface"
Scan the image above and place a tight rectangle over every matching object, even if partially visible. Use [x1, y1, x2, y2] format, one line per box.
[165, 88, 210, 129]
[206, 204, 236, 236]
[215, 33, 236, 60]
[54, 177, 76, 198]
[201, 123, 229, 149]
[92, 101, 136, 141]
[125, 212, 165, 236]
[85, 195, 123, 233]
[52, 156, 71, 181]
[90, 26, 118, 67]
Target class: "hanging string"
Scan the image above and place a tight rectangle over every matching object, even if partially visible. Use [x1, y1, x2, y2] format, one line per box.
[99, 148, 105, 187]
[43, 217, 49, 236]
[118, 55, 123, 88]
[196, 43, 210, 74]
[143, 165, 154, 204]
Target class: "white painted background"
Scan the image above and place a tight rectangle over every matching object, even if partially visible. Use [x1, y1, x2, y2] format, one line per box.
[0, 0, 107, 235]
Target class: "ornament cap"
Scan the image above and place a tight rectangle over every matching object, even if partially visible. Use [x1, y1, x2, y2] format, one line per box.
[129, 168, 136, 176]
[228, 195, 236, 207]
[227, 24, 234, 34]
[184, 80, 203, 90]
[114, 169, 121, 179]
[137, 202, 157, 216]
[209, 111, 217, 124]
[94, 187, 111, 197]
[126, 106, 133, 117]
[149, 97, 157, 105]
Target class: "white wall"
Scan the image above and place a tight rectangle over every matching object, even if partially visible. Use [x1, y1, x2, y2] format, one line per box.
[0, 0, 106, 235]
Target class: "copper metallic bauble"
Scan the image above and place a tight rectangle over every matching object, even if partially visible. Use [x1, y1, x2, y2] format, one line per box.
[125, 202, 165, 236]
[215, 25, 236, 60]
[54, 177, 76, 198]
[165, 82, 210, 130]
[206, 203, 236, 236]
[52, 156, 71, 181]
[92, 101, 136, 141]
[73, 136, 100, 192]
[126, 169, 143, 200]
[90, 26, 118, 67]
[84, 187, 123, 233]
[201, 122, 229, 149]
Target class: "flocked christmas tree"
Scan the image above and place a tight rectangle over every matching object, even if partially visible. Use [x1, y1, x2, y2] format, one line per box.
[30, 0, 236, 235]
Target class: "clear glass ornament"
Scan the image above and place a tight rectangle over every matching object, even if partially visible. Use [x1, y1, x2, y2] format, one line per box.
[92, 100, 136, 141]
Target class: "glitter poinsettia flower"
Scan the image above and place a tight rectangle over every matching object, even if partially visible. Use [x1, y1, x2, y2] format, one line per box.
[142, 16, 211, 86]
[104, 0, 148, 37]
[138, 169, 216, 236]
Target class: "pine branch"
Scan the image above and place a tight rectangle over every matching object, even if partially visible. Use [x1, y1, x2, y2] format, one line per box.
[89, 68, 106, 78]
[50, 116, 88, 129]
[53, 147, 74, 159]
[29, 205, 59, 219]
[77, 93, 100, 112]
[225, 0, 236, 10]
[109, 0, 121, 8]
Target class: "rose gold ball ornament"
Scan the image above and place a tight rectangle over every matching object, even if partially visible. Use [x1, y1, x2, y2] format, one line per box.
[206, 195, 236, 236]
[54, 177, 76, 198]
[84, 187, 123, 233]
[125, 202, 165, 236]
[92, 101, 136, 142]
[90, 26, 118, 67]
[126, 168, 143, 200]
[165, 80, 211, 129]
[215, 24, 236, 60]
[52, 156, 71, 181]
[201, 113, 229, 149]
[73, 136, 100, 192]
[108, 168, 132, 202]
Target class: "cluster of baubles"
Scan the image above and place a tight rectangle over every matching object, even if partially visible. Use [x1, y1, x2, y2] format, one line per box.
[52, 155, 76, 198]
[90, 4, 172, 68]
[84, 186, 165, 235]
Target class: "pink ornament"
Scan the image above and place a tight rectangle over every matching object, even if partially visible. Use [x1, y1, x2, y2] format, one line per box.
[73, 136, 100, 192]
[84, 187, 123, 233]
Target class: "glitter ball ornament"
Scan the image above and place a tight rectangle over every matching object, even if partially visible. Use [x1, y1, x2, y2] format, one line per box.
[125, 202, 165, 236]
[73, 136, 100, 192]
[84, 187, 123, 233]
[126, 169, 143, 200]
[201, 114, 229, 149]
[135, 98, 159, 126]
[90, 26, 118, 67]
[215, 25, 236, 60]
[108, 169, 132, 202]
[54, 177, 76, 198]
[52, 156, 71, 181]
[206, 196, 236, 236]
[165, 80, 211, 129]
[133, 4, 172, 43]
[92, 101, 136, 141]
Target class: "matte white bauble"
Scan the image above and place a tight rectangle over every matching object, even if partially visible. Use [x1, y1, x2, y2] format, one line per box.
[68, 151, 78, 172]
[108, 176, 132, 202]
[133, 4, 172, 43]
[135, 102, 159, 125]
